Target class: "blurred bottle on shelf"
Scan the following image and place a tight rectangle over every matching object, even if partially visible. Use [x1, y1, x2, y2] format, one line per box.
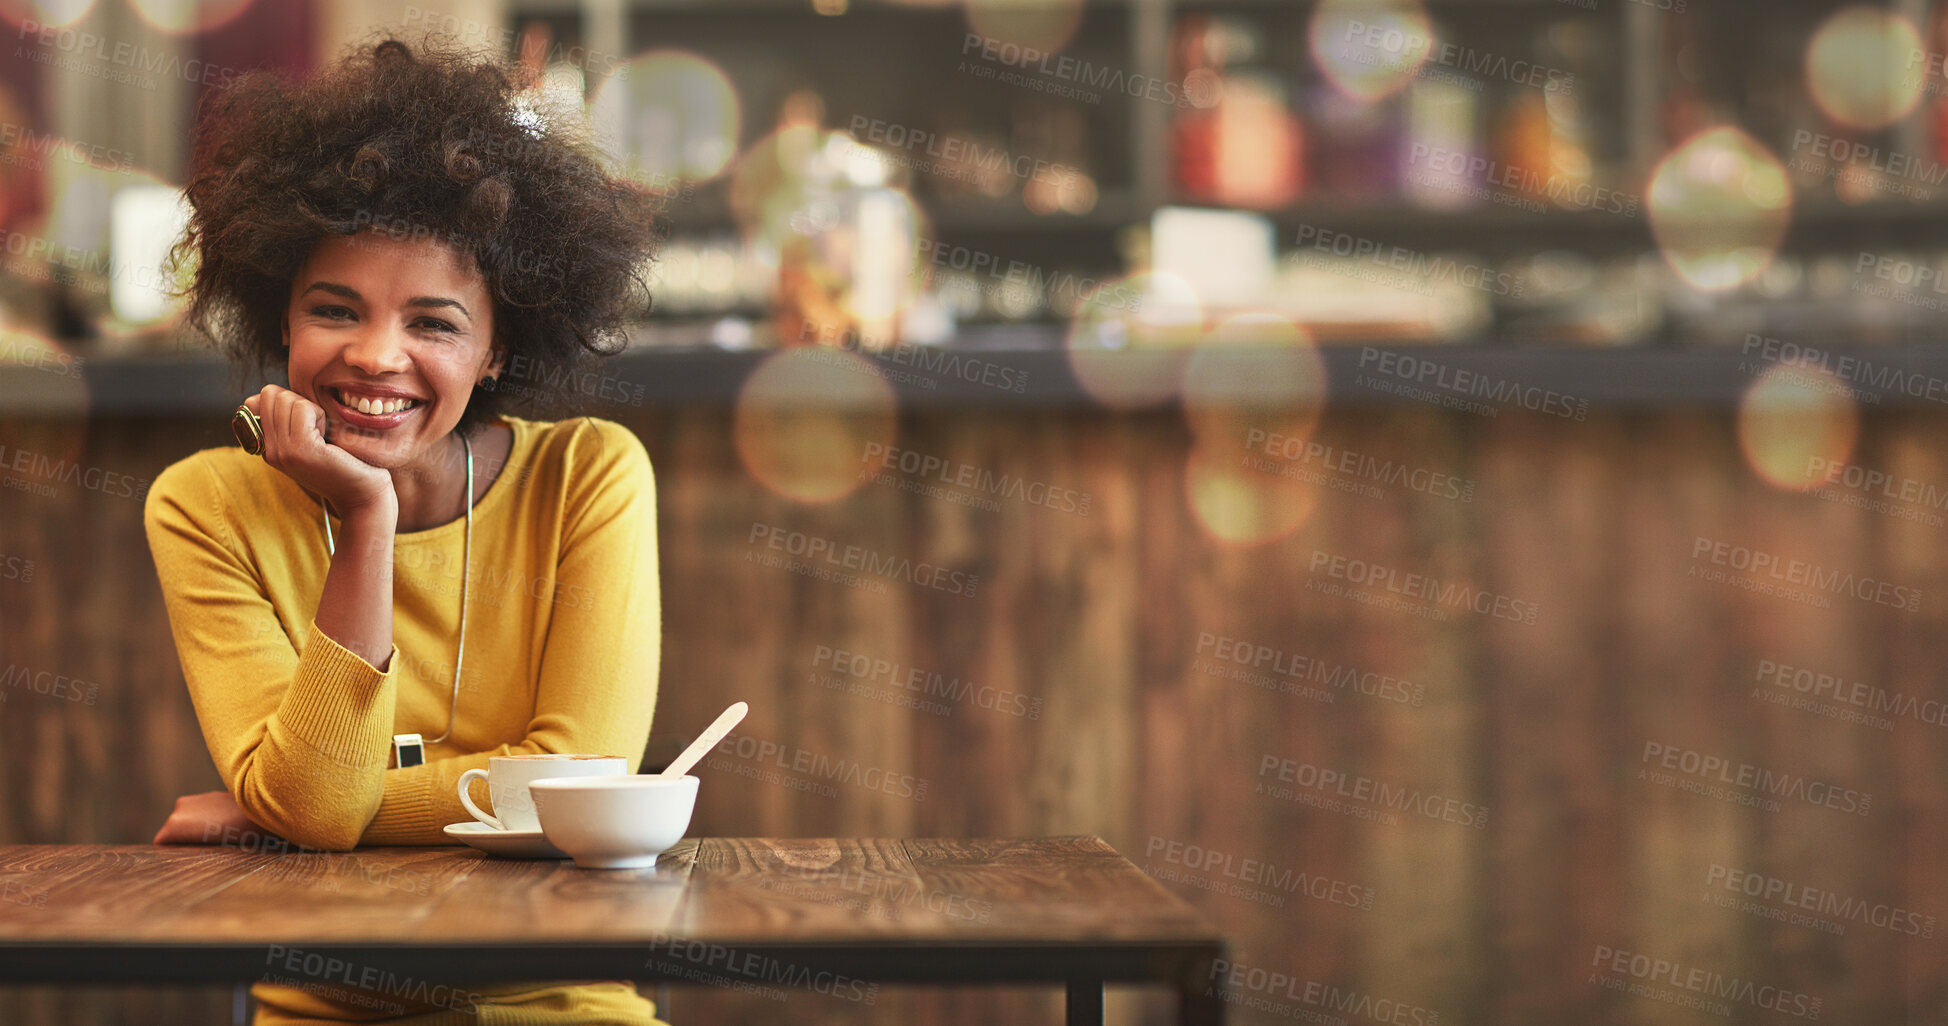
[1171, 15, 1303, 209]
[1299, 82, 1396, 200]
[1537, 33, 1595, 209]
[1494, 93, 1555, 200]
[920, 117, 1019, 204]
[1015, 101, 1098, 216]
[1401, 80, 1480, 210]
[1928, 1, 1948, 167]
[1655, 9, 1712, 148]
[732, 91, 924, 350]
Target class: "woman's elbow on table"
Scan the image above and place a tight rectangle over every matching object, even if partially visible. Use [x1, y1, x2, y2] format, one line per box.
[230, 771, 382, 852]
[273, 819, 367, 853]
[241, 803, 370, 852]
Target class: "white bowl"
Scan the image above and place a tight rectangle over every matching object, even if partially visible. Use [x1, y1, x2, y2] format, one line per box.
[529, 775, 699, 869]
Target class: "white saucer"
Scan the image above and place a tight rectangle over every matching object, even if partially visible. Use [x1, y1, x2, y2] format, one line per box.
[443, 821, 569, 859]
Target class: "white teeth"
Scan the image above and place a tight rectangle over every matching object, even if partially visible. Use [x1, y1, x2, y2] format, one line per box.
[336, 390, 414, 415]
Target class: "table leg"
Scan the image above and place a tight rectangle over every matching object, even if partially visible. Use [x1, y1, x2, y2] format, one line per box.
[1179, 982, 1225, 1025]
[1066, 979, 1103, 1026]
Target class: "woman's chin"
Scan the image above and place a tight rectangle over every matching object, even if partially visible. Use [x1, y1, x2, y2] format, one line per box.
[328, 426, 416, 468]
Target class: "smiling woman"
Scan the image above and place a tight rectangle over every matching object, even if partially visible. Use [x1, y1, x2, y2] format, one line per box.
[139, 36, 669, 1026]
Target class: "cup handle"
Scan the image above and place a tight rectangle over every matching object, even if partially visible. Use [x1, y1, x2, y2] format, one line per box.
[457, 768, 503, 830]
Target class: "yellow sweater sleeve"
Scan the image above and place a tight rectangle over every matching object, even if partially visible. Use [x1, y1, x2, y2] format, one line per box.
[359, 419, 662, 845]
[143, 457, 401, 851]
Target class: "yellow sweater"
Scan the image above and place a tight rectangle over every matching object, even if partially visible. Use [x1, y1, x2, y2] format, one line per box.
[144, 414, 666, 1025]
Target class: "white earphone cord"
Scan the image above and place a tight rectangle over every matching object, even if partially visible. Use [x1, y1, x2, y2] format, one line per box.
[320, 431, 471, 745]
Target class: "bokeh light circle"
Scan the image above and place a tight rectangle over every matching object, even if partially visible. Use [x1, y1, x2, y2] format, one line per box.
[779, 184, 928, 348]
[840, 187, 927, 329]
[729, 123, 932, 345]
[35, 151, 193, 328]
[964, 0, 1086, 57]
[1805, 7, 1924, 130]
[730, 123, 827, 247]
[1182, 312, 1328, 452]
[1308, 0, 1434, 102]
[1065, 270, 1204, 409]
[1184, 68, 1225, 109]
[734, 347, 899, 503]
[1737, 363, 1859, 492]
[128, 0, 252, 34]
[1184, 443, 1319, 547]
[1647, 127, 1792, 291]
[591, 50, 742, 189]
[0, 0, 94, 31]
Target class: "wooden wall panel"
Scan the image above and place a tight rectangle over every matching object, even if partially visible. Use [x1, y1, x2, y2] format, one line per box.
[1, 401, 1942, 1026]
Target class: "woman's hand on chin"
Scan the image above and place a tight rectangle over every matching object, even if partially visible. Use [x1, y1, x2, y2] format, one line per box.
[152, 790, 287, 848]
[242, 384, 395, 519]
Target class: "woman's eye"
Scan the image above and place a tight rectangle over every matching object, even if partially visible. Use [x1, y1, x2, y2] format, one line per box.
[415, 318, 459, 334]
[310, 305, 354, 321]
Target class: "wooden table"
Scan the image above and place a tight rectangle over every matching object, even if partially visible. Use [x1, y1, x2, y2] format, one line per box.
[0, 836, 1226, 1024]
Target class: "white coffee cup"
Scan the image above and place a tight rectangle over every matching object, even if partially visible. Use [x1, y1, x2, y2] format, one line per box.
[456, 754, 627, 832]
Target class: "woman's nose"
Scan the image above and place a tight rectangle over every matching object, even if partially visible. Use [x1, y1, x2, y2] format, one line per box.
[342, 323, 413, 374]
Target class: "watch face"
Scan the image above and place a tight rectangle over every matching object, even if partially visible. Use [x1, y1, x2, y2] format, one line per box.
[393, 735, 426, 768]
[232, 407, 263, 455]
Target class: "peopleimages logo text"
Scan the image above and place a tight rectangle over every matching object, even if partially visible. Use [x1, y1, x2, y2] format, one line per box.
[1259, 755, 1489, 828]
[798, 323, 1030, 393]
[959, 34, 1205, 109]
[1641, 741, 1870, 816]
[1757, 659, 1948, 728]
[1408, 144, 1638, 216]
[1793, 130, 1948, 188]
[1340, 20, 1575, 93]
[1309, 551, 1540, 624]
[1690, 536, 1920, 612]
[1297, 227, 1524, 297]
[262, 946, 481, 1015]
[14, 19, 241, 88]
[1209, 959, 1441, 1025]
[860, 443, 1090, 515]
[812, 645, 1042, 720]
[0, 554, 33, 583]
[1741, 332, 1947, 404]
[848, 118, 1075, 184]
[1705, 863, 1934, 937]
[748, 523, 978, 597]
[642, 933, 880, 1004]
[1146, 837, 1375, 911]
[1805, 455, 1948, 514]
[1590, 946, 1821, 1020]
[913, 238, 1144, 315]
[0, 122, 134, 173]
[0, 444, 150, 501]
[1244, 428, 1474, 502]
[1357, 348, 1584, 418]
[713, 732, 928, 802]
[1195, 633, 1423, 705]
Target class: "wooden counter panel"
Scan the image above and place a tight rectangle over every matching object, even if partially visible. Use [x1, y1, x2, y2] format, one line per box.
[1, 404, 1934, 1025]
